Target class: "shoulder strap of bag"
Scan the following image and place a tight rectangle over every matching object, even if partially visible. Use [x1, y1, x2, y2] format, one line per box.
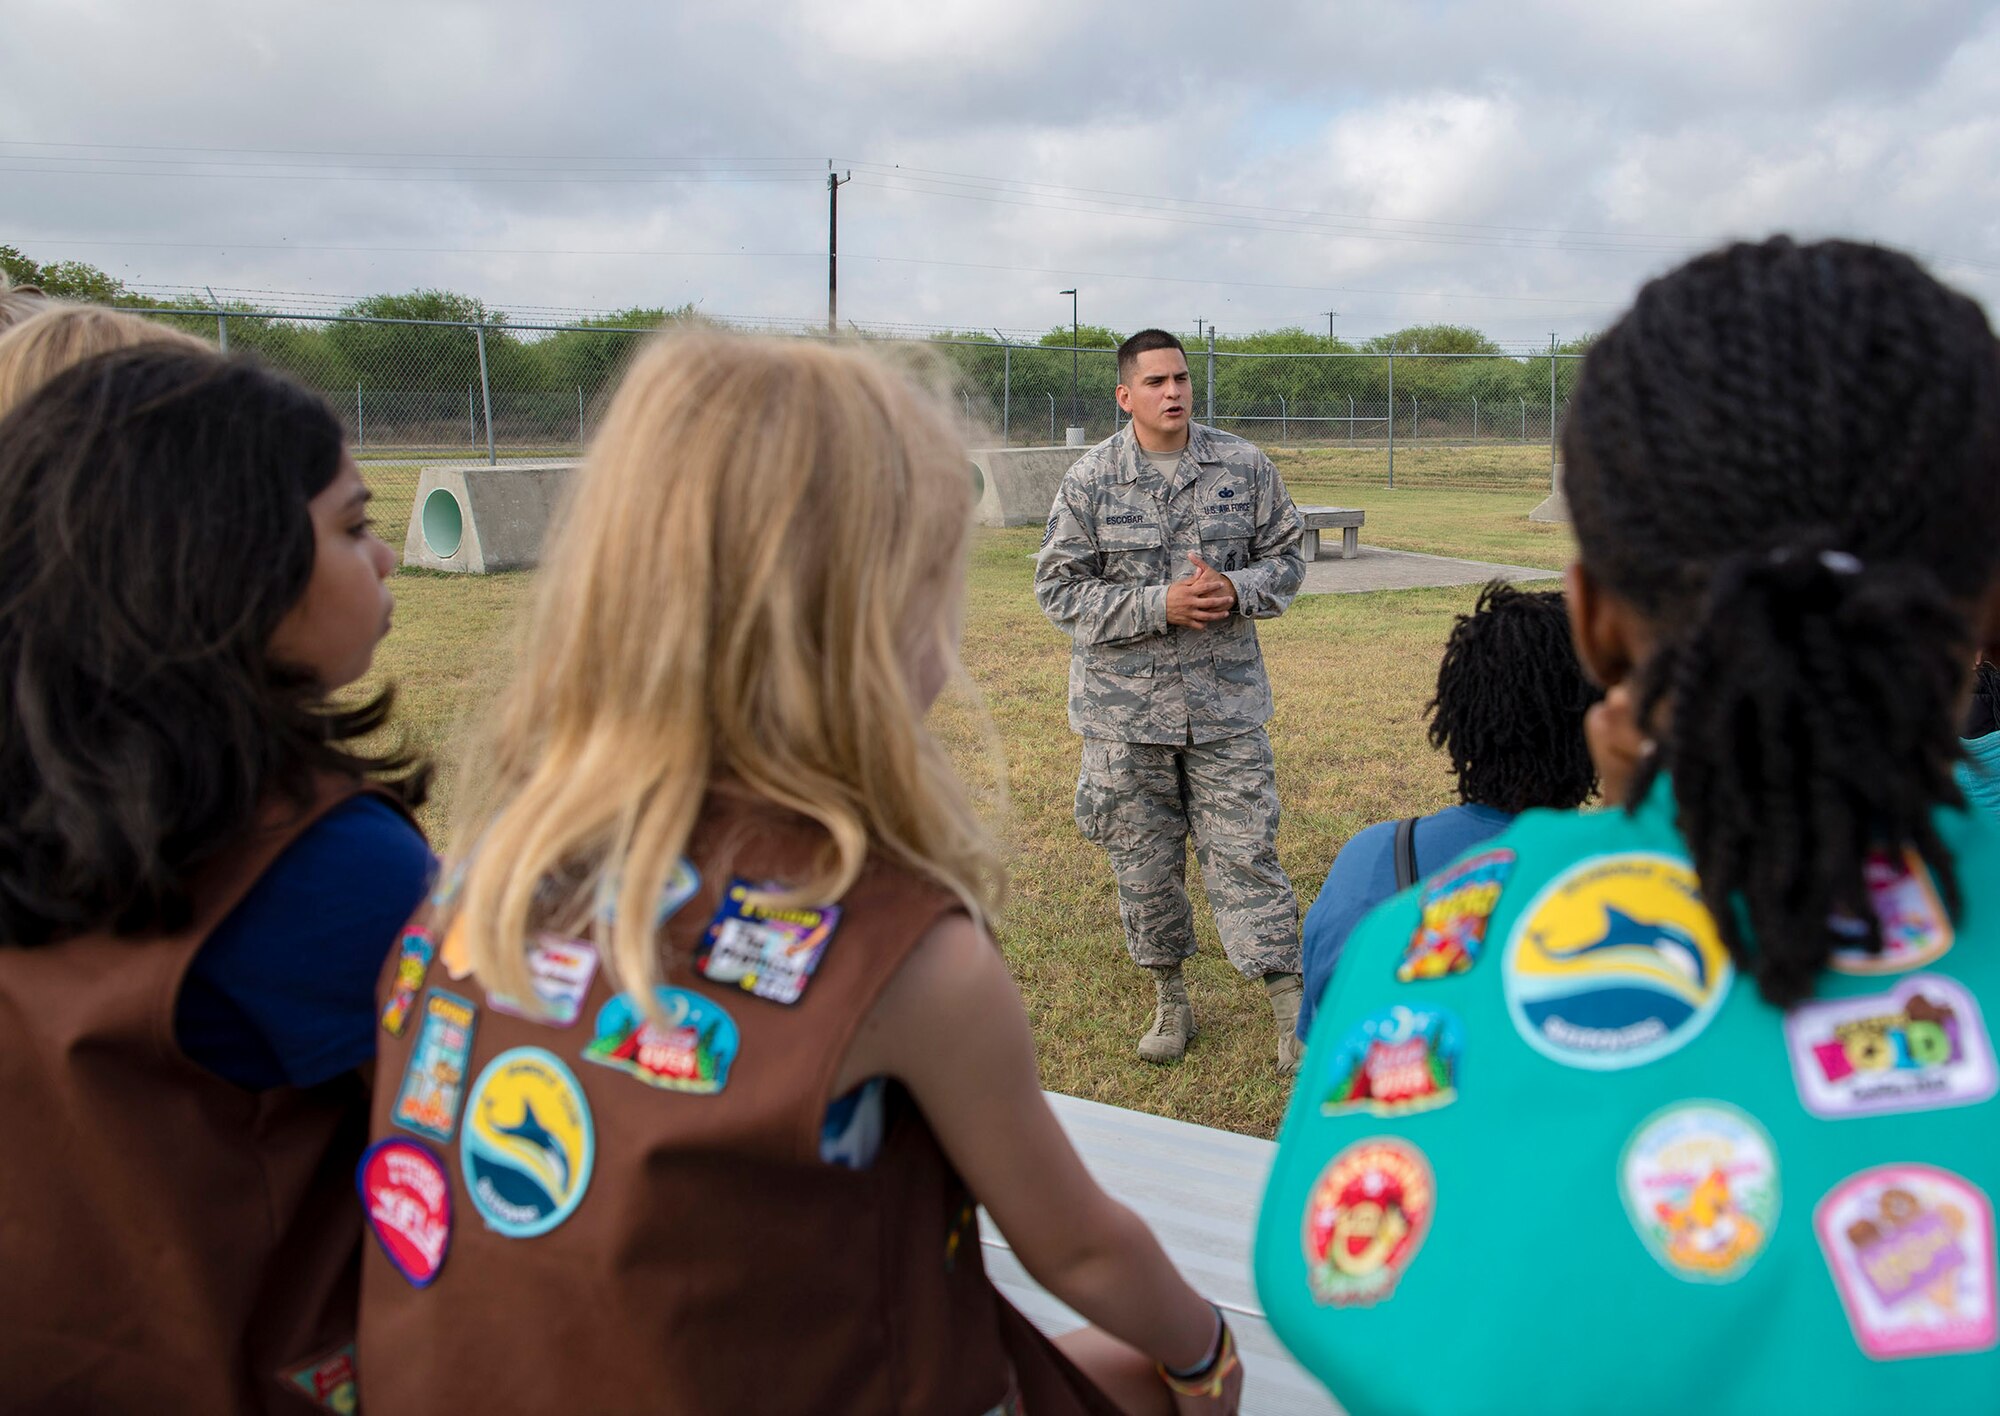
[1393, 815, 1421, 893]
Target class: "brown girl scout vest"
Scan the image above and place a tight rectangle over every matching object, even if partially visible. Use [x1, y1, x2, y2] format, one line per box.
[359, 795, 1120, 1415]
[0, 777, 407, 1415]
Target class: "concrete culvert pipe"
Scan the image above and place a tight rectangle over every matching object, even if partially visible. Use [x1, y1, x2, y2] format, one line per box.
[421, 488, 465, 559]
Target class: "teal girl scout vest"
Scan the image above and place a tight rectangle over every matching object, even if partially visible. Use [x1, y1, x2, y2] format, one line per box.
[1255, 779, 2000, 1414]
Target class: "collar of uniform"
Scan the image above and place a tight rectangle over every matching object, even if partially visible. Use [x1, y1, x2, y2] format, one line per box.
[1185, 422, 1218, 465]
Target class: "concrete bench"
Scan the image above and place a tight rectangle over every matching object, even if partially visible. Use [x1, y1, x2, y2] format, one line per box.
[985, 1093, 1340, 1415]
[1296, 506, 1364, 561]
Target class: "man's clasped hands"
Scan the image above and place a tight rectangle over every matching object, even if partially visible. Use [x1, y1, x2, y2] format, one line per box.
[1165, 553, 1237, 630]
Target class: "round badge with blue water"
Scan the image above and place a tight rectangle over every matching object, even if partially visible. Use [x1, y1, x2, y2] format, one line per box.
[461, 1046, 596, 1238]
[1503, 852, 1733, 1070]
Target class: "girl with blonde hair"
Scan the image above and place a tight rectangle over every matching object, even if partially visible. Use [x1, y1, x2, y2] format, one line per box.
[359, 332, 1241, 1415]
[0, 302, 207, 416]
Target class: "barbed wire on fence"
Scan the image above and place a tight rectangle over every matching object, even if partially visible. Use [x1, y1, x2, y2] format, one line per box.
[124, 304, 1582, 489]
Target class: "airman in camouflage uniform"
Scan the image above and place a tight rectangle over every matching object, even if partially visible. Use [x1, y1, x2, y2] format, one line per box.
[1035, 330, 1307, 1074]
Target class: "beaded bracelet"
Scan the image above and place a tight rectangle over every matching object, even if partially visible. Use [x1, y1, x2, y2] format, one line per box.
[1157, 1306, 1238, 1399]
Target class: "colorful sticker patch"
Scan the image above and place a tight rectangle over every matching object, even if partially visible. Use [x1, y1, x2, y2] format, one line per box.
[285, 1344, 357, 1414]
[487, 935, 601, 1028]
[391, 989, 478, 1142]
[1785, 974, 1997, 1120]
[357, 1138, 452, 1288]
[582, 987, 739, 1094]
[1398, 849, 1513, 981]
[695, 880, 840, 1005]
[439, 914, 471, 979]
[1502, 853, 1734, 1071]
[461, 1047, 595, 1238]
[1816, 1164, 1997, 1360]
[379, 928, 436, 1037]
[595, 855, 702, 926]
[1320, 1004, 1463, 1118]
[1619, 1101, 1779, 1284]
[1830, 849, 1954, 975]
[1301, 1137, 1434, 1307]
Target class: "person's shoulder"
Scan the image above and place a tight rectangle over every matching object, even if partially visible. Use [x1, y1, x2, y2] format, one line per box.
[1329, 818, 1399, 879]
[1064, 433, 1124, 481]
[283, 793, 432, 887]
[1192, 423, 1263, 460]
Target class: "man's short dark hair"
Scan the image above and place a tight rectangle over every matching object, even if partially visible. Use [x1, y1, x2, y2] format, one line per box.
[1116, 329, 1186, 384]
[1426, 581, 1598, 812]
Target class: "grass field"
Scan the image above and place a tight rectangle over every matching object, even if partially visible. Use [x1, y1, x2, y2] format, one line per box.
[360, 448, 1573, 1138]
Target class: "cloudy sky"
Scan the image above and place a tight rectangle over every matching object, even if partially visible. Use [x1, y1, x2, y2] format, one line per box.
[5, 0, 1998, 346]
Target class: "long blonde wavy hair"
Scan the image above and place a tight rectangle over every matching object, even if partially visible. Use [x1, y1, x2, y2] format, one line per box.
[448, 331, 1002, 1008]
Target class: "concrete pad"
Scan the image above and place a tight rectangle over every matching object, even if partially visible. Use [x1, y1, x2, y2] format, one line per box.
[1298, 543, 1559, 595]
[1528, 461, 1569, 523]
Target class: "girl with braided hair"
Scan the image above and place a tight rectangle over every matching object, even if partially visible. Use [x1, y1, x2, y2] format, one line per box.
[1255, 237, 2000, 1412]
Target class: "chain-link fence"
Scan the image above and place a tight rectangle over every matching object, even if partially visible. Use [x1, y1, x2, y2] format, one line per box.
[128, 307, 1583, 490]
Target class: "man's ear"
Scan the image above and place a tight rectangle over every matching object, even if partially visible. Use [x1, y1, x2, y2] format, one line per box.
[1114, 383, 1134, 414]
[1564, 561, 1642, 690]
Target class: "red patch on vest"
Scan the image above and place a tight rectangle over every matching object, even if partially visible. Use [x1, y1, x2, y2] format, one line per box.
[284, 1342, 358, 1412]
[357, 1138, 452, 1287]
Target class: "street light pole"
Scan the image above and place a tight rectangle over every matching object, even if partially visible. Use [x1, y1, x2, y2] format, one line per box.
[1059, 288, 1079, 432]
[1322, 309, 1339, 342]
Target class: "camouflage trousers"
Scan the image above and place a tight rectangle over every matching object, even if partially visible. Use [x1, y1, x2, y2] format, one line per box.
[1073, 728, 1301, 979]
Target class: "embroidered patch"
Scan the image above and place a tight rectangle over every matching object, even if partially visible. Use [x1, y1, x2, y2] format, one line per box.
[391, 989, 478, 1142]
[1619, 1101, 1778, 1284]
[1785, 974, 1997, 1120]
[1319, 1004, 1462, 1118]
[1215, 485, 1238, 498]
[487, 935, 601, 1028]
[594, 856, 702, 927]
[357, 1138, 452, 1288]
[1398, 848, 1514, 982]
[1816, 1163, 1997, 1360]
[1502, 853, 1733, 1070]
[1830, 849, 1954, 975]
[379, 928, 436, 1037]
[582, 986, 740, 1094]
[462, 1047, 595, 1238]
[1103, 513, 1145, 525]
[1301, 1137, 1434, 1307]
[439, 915, 472, 979]
[695, 881, 839, 1005]
[285, 1343, 357, 1414]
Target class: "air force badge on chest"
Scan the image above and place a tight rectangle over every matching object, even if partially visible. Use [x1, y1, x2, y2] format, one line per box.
[695, 879, 841, 1005]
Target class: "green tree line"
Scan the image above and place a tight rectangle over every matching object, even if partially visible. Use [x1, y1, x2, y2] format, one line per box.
[2, 246, 1591, 415]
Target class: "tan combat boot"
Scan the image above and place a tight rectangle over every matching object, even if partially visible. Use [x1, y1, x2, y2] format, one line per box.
[1137, 964, 1197, 1064]
[1266, 971, 1305, 1078]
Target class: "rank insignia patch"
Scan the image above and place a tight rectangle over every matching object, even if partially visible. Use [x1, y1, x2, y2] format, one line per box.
[1784, 973, 1996, 1119]
[462, 1047, 595, 1238]
[284, 1344, 357, 1414]
[1398, 848, 1513, 981]
[1502, 853, 1733, 1070]
[1301, 1137, 1434, 1307]
[357, 1138, 452, 1288]
[1620, 1101, 1779, 1284]
[695, 880, 840, 1005]
[391, 989, 478, 1142]
[379, 928, 435, 1037]
[1320, 1005, 1462, 1119]
[582, 986, 740, 1094]
[487, 935, 600, 1028]
[1817, 1164, 1996, 1360]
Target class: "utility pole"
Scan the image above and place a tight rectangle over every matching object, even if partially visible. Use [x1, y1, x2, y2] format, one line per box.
[1322, 310, 1339, 342]
[1060, 287, 1080, 436]
[826, 162, 852, 333]
[1195, 317, 1206, 341]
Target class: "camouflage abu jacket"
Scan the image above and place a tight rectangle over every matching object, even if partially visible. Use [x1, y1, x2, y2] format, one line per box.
[1034, 422, 1304, 745]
